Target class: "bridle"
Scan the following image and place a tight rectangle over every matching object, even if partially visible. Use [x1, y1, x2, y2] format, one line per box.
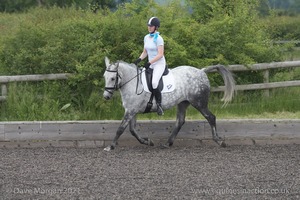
[104, 62, 144, 95]
[104, 62, 121, 95]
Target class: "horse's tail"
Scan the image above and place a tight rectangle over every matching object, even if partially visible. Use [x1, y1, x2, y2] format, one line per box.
[204, 65, 235, 106]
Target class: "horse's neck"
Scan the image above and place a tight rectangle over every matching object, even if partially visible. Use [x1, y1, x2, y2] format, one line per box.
[119, 63, 135, 77]
[119, 63, 141, 92]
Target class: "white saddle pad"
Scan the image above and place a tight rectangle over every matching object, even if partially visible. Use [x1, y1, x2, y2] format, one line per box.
[141, 68, 175, 93]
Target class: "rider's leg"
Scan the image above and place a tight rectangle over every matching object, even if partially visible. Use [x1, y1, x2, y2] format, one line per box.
[151, 62, 165, 116]
[153, 88, 164, 115]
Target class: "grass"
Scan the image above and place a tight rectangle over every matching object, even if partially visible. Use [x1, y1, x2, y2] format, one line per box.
[1, 87, 300, 121]
[4, 83, 300, 120]
[138, 108, 300, 121]
[138, 87, 300, 120]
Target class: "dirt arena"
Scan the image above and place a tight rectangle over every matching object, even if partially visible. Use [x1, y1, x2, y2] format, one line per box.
[0, 144, 299, 199]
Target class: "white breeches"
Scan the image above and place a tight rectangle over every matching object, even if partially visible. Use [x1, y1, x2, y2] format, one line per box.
[150, 59, 166, 89]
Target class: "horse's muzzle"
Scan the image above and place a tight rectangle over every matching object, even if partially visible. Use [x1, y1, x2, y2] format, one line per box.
[103, 90, 113, 100]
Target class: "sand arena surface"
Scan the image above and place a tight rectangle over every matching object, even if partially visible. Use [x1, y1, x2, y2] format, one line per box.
[0, 144, 299, 199]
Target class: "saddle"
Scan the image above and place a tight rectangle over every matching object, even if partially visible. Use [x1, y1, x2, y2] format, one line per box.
[145, 66, 169, 92]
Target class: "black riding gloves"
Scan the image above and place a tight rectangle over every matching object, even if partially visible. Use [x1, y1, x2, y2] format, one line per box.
[144, 62, 151, 69]
[134, 58, 150, 69]
[134, 58, 142, 65]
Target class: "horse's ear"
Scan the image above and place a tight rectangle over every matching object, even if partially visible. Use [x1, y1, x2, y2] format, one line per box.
[104, 57, 110, 68]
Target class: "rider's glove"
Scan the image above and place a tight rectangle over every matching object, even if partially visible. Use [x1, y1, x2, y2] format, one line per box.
[134, 58, 142, 65]
[144, 62, 151, 69]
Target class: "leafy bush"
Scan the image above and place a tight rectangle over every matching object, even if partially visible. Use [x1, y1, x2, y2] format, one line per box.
[264, 15, 300, 41]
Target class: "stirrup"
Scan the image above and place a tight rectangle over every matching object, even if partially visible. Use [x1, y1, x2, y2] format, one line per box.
[157, 104, 164, 116]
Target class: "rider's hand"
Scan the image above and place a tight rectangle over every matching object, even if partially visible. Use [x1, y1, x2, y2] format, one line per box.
[144, 62, 151, 69]
[134, 58, 141, 65]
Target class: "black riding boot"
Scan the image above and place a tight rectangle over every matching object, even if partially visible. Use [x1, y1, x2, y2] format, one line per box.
[153, 89, 164, 116]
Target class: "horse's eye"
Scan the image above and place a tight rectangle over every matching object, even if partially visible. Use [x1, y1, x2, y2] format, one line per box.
[111, 78, 115, 81]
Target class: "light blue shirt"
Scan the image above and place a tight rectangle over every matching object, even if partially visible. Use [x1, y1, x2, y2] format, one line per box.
[144, 33, 165, 62]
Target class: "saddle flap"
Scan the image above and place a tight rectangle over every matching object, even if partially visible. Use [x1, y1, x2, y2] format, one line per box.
[163, 66, 169, 76]
[141, 67, 175, 94]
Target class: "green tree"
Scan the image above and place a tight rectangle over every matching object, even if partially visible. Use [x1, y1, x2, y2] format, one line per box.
[257, 0, 271, 16]
[0, 0, 130, 13]
[0, 0, 36, 12]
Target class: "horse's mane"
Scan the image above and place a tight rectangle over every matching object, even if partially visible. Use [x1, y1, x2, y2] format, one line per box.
[116, 60, 137, 70]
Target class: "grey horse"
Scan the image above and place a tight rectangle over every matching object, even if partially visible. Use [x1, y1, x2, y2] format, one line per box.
[103, 57, 235, 151]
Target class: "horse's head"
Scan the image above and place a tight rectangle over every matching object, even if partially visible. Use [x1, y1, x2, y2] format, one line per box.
[103, 57, 121, 100]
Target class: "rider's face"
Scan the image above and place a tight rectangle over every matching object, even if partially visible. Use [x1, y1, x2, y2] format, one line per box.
[148, 25, 156, 33]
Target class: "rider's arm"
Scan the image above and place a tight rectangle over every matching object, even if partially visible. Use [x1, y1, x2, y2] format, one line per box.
[139, 49, 148, 60]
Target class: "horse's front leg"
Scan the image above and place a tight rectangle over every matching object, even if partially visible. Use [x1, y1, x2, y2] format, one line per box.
[129, 116, 154, 146]
[104, 112, 133, 151]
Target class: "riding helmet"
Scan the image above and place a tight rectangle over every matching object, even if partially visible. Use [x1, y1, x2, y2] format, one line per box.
[147, 17, 160, 28]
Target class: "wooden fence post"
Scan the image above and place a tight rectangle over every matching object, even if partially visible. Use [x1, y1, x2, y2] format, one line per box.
[1, 84, 7, 101]
[263, 69, 269, 97]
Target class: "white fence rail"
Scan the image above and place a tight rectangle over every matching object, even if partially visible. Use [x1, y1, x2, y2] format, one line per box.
[0, 61, 300, 100]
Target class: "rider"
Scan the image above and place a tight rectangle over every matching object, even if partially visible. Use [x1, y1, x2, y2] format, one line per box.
[134, 17, 165, 115]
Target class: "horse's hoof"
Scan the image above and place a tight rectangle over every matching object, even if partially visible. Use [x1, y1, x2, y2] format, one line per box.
[220, 141, 227, 148]
[104, 145, 114, 151]
[142, 137, 154, 146]
[160, 143, 170, 149]
[148, 139, 154, 146]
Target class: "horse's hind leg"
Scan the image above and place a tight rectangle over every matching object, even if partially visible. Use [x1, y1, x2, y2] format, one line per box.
[129, 116, 154, 146]
[191, 91, 225, 147]
[163, 101, 190, 148]
[198, 106, 226, 147]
